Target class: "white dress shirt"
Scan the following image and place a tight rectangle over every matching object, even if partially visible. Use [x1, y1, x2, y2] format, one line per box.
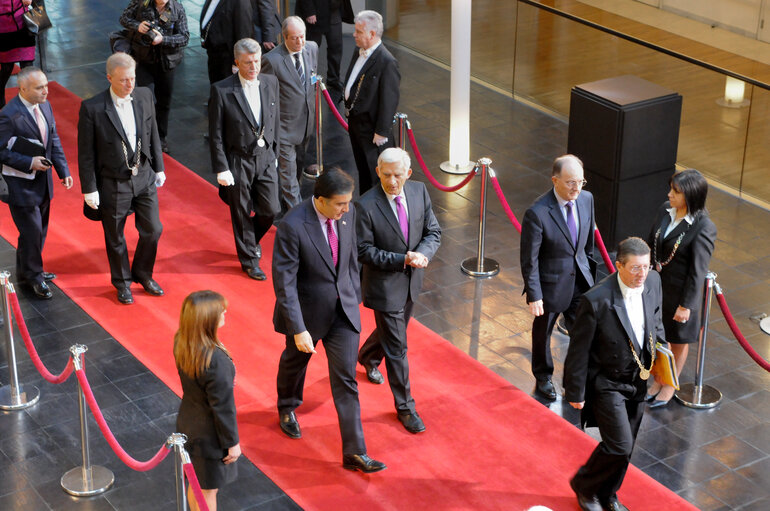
[553, 189, 580, 233]
[312, 198, 338, 246]
[19, 95, 48, 136]
[617, 274, 645, 350]
[290, 51, 305, 78]
[110, 88, 136, 151]
[384, 187, 408, 223]
[345, 39, 381, 100]
[201, 0, 222, 28]
[238, 74, 261, 128]
[664, 207, 694, 237]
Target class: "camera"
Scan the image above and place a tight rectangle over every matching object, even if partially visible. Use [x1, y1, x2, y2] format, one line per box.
[140, 21, 161, 45]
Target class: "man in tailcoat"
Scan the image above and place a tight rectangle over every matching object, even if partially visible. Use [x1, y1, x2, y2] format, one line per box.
[0, 66, 72, 299]
[200, 0, 254, 84]
[564, 237, 667, 511]
[356, 147, 440, 434]
[209, 38, 280, 281]
[520, 154, 595, 400]
[78, 53, 166, 305]
[261, 16, 318, 210]
[272, 168, 386, 473]
[342, 10, 400, 193]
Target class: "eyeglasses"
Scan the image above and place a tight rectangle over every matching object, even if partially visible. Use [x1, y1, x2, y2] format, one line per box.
[562, 179, 587, 188]
[625, 264, 651, 275]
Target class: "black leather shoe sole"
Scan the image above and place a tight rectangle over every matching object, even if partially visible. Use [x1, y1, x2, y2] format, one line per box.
[279, 413, 301, 439]
[244, 267, 267, 281]
[342, 454, 387, 473]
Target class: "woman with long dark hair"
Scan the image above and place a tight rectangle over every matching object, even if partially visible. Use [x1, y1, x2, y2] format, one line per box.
[174, 290, 240, 511]
[646, 169, 717, 408]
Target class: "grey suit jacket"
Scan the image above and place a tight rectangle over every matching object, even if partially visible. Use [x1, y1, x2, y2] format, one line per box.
[272, 198, 361, 340]
[356, 181, 441, 312]
[260, 41, 318, 145]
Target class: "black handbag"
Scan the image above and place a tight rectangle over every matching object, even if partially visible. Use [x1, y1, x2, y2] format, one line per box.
[109, 29, 133, 54]
[22, 0, 52, 34]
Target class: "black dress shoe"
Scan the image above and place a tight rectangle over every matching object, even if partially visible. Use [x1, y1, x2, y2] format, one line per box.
[536, 378, 557, 400]
[398, 412, 426, 434]
[31, 281, 53, 299]
[361, 361, 384, 384]
[117, 288, 134, 305]
[136, 278, 164, 296]
[570, 479, 602, 511]
[279, 412, 301, 439]
[342, 453, 387, 473]
[43, 272, 56, 281]
[604, 500, 629, 511]
[244, 266, 267, 281]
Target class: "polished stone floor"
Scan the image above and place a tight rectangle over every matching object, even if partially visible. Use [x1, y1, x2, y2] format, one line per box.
[0, 1, 768, 510]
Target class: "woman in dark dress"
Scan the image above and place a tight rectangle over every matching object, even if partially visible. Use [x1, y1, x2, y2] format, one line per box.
[646, 169, 717, 407]
[174, 290, 240, 511]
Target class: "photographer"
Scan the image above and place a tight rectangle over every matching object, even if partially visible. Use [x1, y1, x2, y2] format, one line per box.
[120, 0, 189, 153]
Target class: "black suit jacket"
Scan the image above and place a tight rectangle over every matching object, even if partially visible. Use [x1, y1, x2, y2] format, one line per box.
[0, 95, 69, 207]
[176, 348, 239, 459]
[343, 43, 400, 138]
[356, 182, 441, 312]
[208, 72, 280, 175]
[272, 198, 361, 339]
[564, 271, 666, 425]
[251, 0, 280, 44]
[200, 0, 253, 52]
[520, 189, 595, 312]
[648, 202, 717, 311]
[77, 87, 164, 194]
[295, 0, 354, 28]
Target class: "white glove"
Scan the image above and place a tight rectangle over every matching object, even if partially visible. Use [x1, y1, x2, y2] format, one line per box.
[84, 191, 99, 209]
[155, 171, 166, 188]
[217, 170, 235, 186]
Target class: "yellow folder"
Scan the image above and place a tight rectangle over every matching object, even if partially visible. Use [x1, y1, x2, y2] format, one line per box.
[650, 343, 679, 390]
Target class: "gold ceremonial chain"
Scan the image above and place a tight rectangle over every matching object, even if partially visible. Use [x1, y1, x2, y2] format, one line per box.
[344, 73, 366, 118]
[121, 137, 142, 176]
[653, 220, 691, 272]
[628, 333, 656, 380]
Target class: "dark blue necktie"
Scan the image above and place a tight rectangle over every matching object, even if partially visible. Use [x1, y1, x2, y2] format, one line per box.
[566, 201, 578, 247]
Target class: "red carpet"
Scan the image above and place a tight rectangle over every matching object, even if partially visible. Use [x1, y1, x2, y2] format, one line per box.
[0, 83, 695, 510]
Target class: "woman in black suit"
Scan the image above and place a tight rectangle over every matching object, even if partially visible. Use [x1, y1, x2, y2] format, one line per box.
[646, 169, 717, 407]
[174, 290, 240, 511]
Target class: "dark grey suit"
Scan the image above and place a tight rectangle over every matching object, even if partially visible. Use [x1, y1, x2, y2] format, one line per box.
[209, 72, 281, 270]
[0, 95, 69, 285]
[564, 271, 666, 506]
[261, 41, 318, 209]
[356, 182, 440, 413]
[272, 198, 365, 455]
[520, 189, 595, 381]
[78, 87, 164, 290]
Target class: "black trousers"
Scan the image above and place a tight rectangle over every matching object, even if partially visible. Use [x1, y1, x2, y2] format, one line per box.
[206, 47, 233, 85]
[276, 305, 366, 455]
[347, 118, 394, 194]
[100, 175, 163, 290]
[531, 273, 588, 381]
[9, 195, 50, 285]
[136, 61, 176, 141]
[358, 300, 416, 414]
[571, 378, 645, 505]
[306, 21, 343, 92]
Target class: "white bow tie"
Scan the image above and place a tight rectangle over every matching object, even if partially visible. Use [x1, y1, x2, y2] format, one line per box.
[359, 48, 371, 58]
[243, 79, 259, 89]
[623, 286, 644, 298]
[115, 96, 133, 108]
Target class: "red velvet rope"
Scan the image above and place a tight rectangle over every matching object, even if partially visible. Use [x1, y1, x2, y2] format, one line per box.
[594, 227, 616, 274]
[489, 174, 522, 234]
[74, 368, 171, 471]
[714, 290, 770, 371]
[8, 291, 75, 384]
[321, 88, 349, 131]
[183, 462, 211, 511]
[406, 128, 476, 192]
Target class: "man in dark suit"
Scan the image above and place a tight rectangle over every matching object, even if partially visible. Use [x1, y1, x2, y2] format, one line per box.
[200, 0, 253, 84]
[0, 67, 72, 299]
[343, 10, 400, 193]
[356, 147, 440, 434]
[209, 38, 281, 281]
[272, 168, 386, 473]
[295, 0, 353, 103]
[261, 16, 318, 210]
[520, 154, 595, 400]
[251, 0, 281, 51]
[78, 52, 166, 305]
[564, 237, 667, 511]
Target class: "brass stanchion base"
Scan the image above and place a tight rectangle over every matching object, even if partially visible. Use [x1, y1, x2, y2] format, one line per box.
[61, 465, 114, 496]
[440, 161, 474, 175]
[461, 257, 500, 278]
[759, 316, 770, 335]
[675, 383, 722, 409]
[0, 383, 40, 410]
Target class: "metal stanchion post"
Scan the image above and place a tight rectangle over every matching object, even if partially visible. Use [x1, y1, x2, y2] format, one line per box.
[461, 158, 500, 277]
[61, 344, 115, 496]
[676, 272, 722, 409]
[395, 113, 408, 149]
[0, 271, 40, 410]
[168, 433, 189, 511]
[305, 76, 323, 179]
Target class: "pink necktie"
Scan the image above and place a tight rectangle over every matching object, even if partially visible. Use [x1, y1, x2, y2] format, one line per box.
[34, 105, 47, 146]
[326, 218, 338, 267]
[395, 196, 409, 242]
